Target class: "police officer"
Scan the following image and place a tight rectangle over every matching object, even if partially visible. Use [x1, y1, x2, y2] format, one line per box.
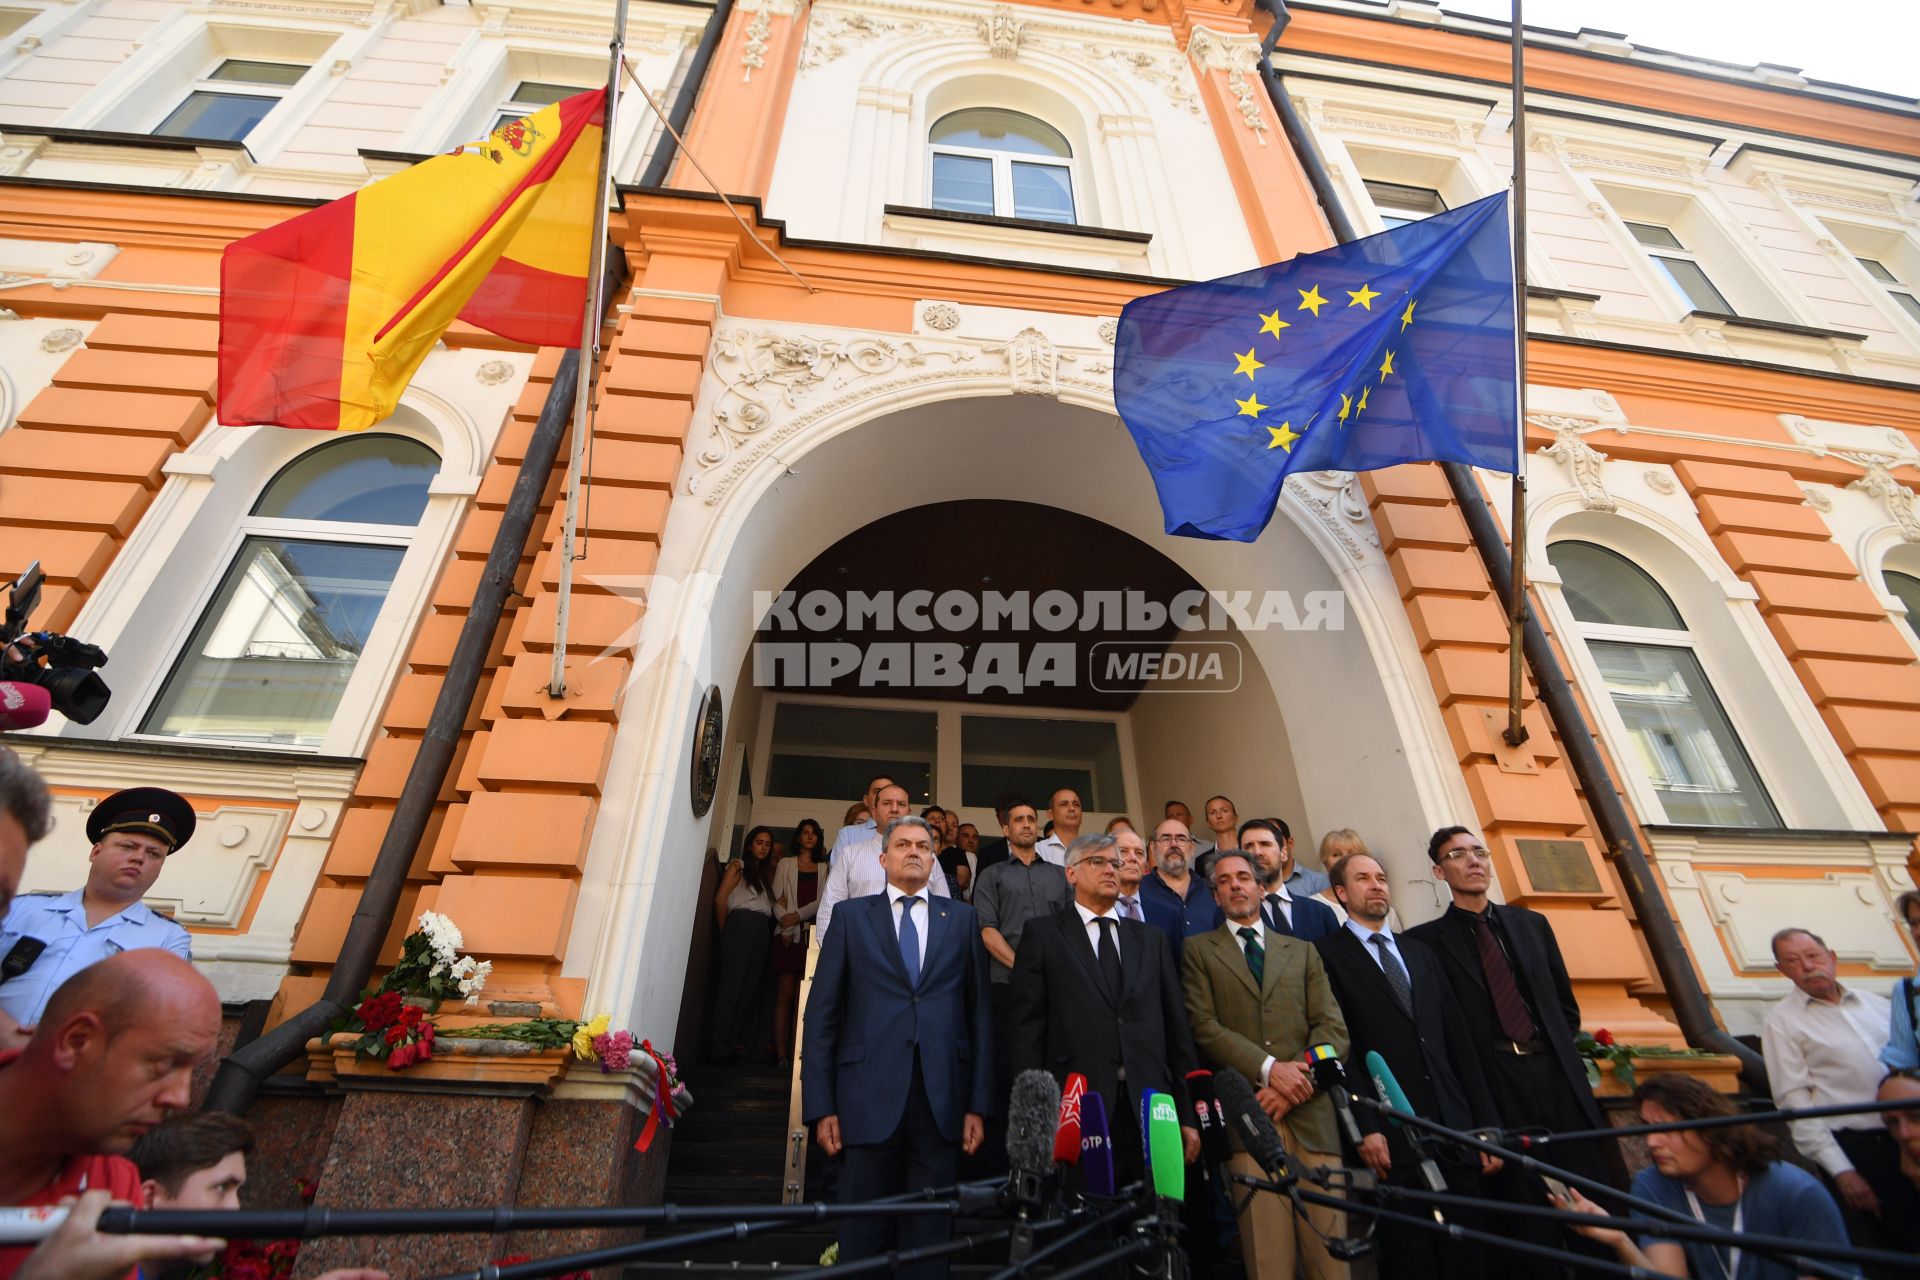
[0, 786, 196, 1043]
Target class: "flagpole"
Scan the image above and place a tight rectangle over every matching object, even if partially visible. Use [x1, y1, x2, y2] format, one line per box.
[550, 0, 630, 697]
[1502, 0, 1530, 748]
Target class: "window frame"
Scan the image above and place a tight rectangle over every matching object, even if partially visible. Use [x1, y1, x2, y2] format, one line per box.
[119, 433, 444, 756]
[1856, 256, 1920, 329]
[490, 79, 587, 132]
[1363, 179, 1447, 230]
[927, 109, 1077, 225]
[1623, 220, 1736, 314]
[152, 56, 310, 143]
[1548, 539, 1783, 830]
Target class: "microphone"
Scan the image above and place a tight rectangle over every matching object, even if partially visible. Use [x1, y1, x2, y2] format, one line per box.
[1146, 1093, 1185, 1202]
[1213, 1068, 1293, 1185]
[1185, 1069, 1233, 1166]
[1365, 1050, 1448, 1221]
[1053, 1072, 1087, 1166]
[0, 682, 50, 731]
[1139, 1088, 1158, 1182]
[1080, 1091, 1116, 1196]
[1306, 1045, 1366, 1151]
[1007, 1069, 1063, 1208]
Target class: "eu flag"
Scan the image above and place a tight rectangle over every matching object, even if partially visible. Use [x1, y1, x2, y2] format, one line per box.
[1115, 192, 1516, 542]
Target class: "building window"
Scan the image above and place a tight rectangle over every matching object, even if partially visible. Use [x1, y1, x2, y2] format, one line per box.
[1623, 221, 1735, 314]
[492, 80, 583, 130]
[1548, 540, 1780, 828]
[765, 703, 936, 804]
[140, 435, 439, 748]
[929, 109, 1074, 225]
[154, 58, 307, 142]
[959, 716, 1123, 811]
[1888, 570, 1920, 642]
[1364, 180, 1447, 230]
[1857, 257, 1920, 328]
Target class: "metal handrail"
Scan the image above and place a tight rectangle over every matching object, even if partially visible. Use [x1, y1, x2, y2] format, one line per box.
[782, 928, 818, 1203]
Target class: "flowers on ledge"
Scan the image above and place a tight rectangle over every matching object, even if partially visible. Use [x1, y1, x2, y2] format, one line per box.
[1574, 1028, 1720, 1090]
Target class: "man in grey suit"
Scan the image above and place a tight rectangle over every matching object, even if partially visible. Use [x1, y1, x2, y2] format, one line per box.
[1183, 848, 1350, 1280]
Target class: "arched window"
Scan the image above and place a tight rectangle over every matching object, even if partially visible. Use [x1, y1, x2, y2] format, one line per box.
[1548, 540, 1780, 829]
[141, 435, 440, 748]
[928, 108, 1074, 225]
[1888, 569, 1920, 643]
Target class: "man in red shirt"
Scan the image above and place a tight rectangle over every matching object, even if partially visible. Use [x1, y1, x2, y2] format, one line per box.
[0, 950, 223, 1280]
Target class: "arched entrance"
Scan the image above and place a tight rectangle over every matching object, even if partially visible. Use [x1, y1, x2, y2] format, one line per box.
[560, 373, 1474, 1043]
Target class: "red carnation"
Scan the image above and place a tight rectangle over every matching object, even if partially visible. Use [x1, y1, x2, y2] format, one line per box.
[1594, 1028, 1615, 1047]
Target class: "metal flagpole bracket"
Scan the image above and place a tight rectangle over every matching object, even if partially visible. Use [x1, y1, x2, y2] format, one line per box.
[1502, 0, 1531, 749]
[549, 0, 630, 698]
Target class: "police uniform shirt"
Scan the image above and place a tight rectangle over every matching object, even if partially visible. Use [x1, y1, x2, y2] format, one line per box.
[0, 889, 193, 1027]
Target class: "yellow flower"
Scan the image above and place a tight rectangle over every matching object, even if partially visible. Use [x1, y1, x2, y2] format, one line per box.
[572, 1013, 611, 1061]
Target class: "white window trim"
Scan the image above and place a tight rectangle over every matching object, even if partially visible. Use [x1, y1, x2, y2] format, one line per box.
[1624, 221, 1734, 314]
[153, 59, 307, 143]
[1526, 485, 1883, 832]
[927, 139, 1075, 223]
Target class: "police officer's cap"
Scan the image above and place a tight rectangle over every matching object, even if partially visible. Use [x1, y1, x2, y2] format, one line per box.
[85, 787, 196, 852]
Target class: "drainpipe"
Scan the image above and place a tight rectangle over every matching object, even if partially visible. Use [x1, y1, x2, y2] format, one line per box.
[639, 0, 736, 188]
[1252, 0, 1765, 1084]
[206, 256, 627, 1114]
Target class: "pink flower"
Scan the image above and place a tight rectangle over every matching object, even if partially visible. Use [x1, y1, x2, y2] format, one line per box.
[600, 1030, 633, 1074]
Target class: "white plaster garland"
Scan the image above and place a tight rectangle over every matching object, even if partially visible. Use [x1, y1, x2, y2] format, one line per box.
[1285, 471, 1380, 563]
[1186, 26, 1267, 143]
[1537, 415, 1616, 512]
[743, 8, 772, 79]
[1839, 452, 1920, 543]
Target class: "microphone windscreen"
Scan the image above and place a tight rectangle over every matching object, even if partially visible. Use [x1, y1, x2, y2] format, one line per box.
[1139, 1088, 1157, 1177]
[1214, 1068, 1289, 1176]
[1366, 1049, 1414, 1123]
[0, 682, 50, 731]
[1053, 1072, 1087, 1165]
[1007, 1069, 1063, 1177]
[1079, 1091, 1115, 1196]
[1185, 1070, 1232, 1164]
[1147, 1093, 1185, 1201]
[1306, 1044, 1347, 1094]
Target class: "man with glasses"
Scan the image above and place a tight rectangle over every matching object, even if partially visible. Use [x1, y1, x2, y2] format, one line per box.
[1010, 832, 1200, 1186]
[1408, 829, 1611, 1209]
[1140, 817, 1215, 956]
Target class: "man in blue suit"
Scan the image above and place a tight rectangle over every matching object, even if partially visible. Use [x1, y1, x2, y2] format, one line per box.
[802, 814, 993, 1278]
[1241, 819, 1339, 943]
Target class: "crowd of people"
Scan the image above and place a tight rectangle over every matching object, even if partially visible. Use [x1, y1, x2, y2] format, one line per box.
[789, 772, 1920, 1280]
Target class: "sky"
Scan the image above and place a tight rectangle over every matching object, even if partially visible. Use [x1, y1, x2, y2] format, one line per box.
[1436, 0, 1919, 100]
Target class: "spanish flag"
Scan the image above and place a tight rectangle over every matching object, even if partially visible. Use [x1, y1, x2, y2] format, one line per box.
[219, 88, 606, 432]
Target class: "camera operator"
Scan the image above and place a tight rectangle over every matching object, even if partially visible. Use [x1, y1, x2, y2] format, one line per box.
[0, 787, 196, 1049]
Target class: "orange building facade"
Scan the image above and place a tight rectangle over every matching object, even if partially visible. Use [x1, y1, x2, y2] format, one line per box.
[1, 0, 1918, 1264]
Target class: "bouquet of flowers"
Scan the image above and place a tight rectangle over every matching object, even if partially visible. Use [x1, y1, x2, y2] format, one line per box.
[334, 911, 490, 1069]
[348, 990, 436, 1068]
[1574, 1028, 1719, 1089]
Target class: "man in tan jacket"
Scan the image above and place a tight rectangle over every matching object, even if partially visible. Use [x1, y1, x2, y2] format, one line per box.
[1183, 848, 1350, 1280]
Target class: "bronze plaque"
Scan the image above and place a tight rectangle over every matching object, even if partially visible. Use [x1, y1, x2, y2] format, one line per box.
[1515, 839, 1602, 894]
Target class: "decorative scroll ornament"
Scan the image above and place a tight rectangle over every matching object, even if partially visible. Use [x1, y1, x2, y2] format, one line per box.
[921, 303, 961, 331]
[799, 11, 926, 71]
[1840, 452, 1920, 542]
[1285, 471, 1378, 563]
[39, 327, 84, 353]
[1186, 27, 1267, 144]
[991, 328, 1059, 397]
[1537, 417, 1615, 512]
[979, 4, 1024, 59]
[475, 359, 515, 386]
[1642, 469, 1676, 496]
[742, 8, 771, 79]
[1799, 485, 1834, 514]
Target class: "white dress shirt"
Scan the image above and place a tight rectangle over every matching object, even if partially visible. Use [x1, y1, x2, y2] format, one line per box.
[1345, 917, 1409, 975]
[1035, 834, 1069, 867]
[1762, 984, 1895, 1177]
[885, 882, 931, 973]
[1264, 883, 1298, 930]
[1226, 914, 1280, 1089]
[1073, 900, 1122, 962]
[816, 828, 951, 937]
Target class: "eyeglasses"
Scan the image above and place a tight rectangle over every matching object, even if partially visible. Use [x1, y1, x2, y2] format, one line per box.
[1440, 846, 1490, 863]
[1073, 856, 1122, 870]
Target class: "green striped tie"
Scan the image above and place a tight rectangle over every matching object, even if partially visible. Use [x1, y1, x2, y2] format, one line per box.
[1239, 926, 1264, 987]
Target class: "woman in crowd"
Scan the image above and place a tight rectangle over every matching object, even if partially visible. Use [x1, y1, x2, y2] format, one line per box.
[710, 825, 777, 1062]
[772, 818, 828, 1065]
[1885, 889, 1920, 1071]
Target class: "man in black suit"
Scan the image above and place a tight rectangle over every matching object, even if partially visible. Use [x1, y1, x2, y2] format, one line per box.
[802, 814, 993, 1279]
[1316, 853, 1502, 1280]
[1010, 831, 1201, 1184]
[1404, 826, 1615, 1276]
[1241, 819, 1339, 943]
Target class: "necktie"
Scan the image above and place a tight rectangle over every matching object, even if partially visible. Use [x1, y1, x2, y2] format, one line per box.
[1121, 895, 1142, 922]
[899, 895, 922, 988]
[1238, 926, 1265, 987]
[1095, 917, 1121, 996]
[1371, 933, 1413, 1016]
[1470, 910, 1538, 1043]
[1265, 893, 1294, 936]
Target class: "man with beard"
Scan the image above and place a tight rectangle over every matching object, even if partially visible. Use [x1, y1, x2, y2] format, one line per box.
[1241, 819, 1337, 943]
[1139, 816, 1214, 955]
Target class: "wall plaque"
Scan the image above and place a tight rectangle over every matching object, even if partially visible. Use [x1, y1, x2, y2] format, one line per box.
[1514, 839, 1602, 894]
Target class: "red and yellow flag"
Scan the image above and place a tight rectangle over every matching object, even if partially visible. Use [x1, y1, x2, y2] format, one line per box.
[219, 88, 606, 431]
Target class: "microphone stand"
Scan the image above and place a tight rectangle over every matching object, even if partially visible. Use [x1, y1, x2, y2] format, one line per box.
[1349, 1096, 1859, 1280]
[1508, 1094, 1920, 1150]
[982, 1200, 1143, 1280]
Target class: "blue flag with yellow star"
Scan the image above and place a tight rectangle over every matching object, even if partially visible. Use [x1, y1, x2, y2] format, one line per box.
[1115, 191, 1516, 542]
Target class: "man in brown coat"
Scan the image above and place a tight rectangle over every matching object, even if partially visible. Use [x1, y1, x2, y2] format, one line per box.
[1183, 848, 1351, 1280]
